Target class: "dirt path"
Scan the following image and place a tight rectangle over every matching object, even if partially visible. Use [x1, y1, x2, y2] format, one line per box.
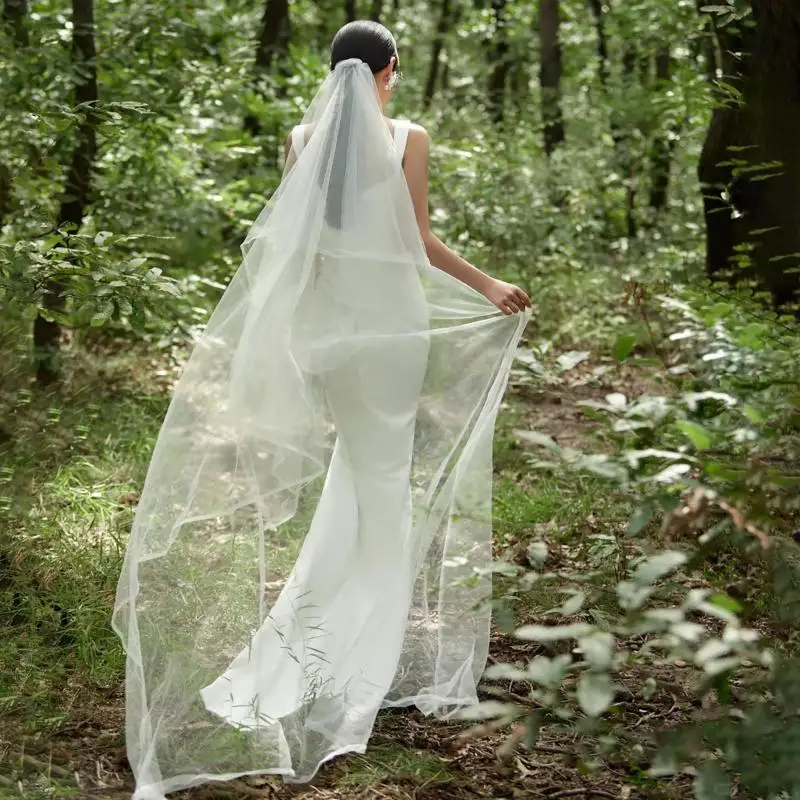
[1, 354, 696, 800]
[1, 653, 694, 800]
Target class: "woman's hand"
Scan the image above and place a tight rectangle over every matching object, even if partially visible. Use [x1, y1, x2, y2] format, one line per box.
[482, 278, 532, 315]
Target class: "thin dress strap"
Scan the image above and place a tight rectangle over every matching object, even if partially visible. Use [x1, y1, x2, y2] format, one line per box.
[291, 125, 306, 157]
[392, 120, 410, 165]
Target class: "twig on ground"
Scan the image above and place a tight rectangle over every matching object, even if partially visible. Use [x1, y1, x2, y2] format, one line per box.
[533, 745, 571, 755]
[21, 752, 73, 779]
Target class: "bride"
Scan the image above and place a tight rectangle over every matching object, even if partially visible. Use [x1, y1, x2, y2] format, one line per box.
[112, 19, 531, 800]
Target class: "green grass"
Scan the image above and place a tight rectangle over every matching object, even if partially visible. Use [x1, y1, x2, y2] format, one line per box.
[1, 323, 167, 722]
[336, 743, 458, 790]
[490, 399, 639, 629]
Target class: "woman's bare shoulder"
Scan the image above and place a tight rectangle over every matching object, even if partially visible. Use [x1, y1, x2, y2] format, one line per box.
[396, 121, 430, 152]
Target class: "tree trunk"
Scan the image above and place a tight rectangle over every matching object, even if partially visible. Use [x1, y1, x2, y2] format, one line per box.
[486, 0, 508, 123]
[369, 0, 382, 21]
[344, 0, 356, 21]
[648, 48, 676, 211]
[2, 0, 28, 44]
[423, 0, 452, 110]
[694, 0, 719, 83]
[617, 46, 638, 238]
[33, 0, 98, 385]
[244, 0, 291, 137]
[587, 0, 608, 87]
[0, 0, 29, 229]
[539, 0, 565, 156]
[698, 0, 800, 307]
[0, 162, 10, 232]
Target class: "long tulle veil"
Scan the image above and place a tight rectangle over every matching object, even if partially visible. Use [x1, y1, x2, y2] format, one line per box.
[112, 58, 530, 800]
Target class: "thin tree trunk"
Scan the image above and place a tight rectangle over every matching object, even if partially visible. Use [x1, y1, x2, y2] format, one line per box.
[3, 0, 28, 44]
[369, 0, 382, 21]
[344, 0, 356, 21]
[587, 0, 608, 87]
[33, 0, 98, 385]
[439, 2, 461, 95]
[486, 0, 509, 123]
[618, 46, 638, 238]
[699, 0, 800, 308]
[244, 0, 291, 137]
[648, 48, 676, 211]
[694, 0, 720, 83]
[539, 0, 565, 156]
[0, 0, 29, 229]
[423, 0, 452, 110]
[0, 163, 10, 231]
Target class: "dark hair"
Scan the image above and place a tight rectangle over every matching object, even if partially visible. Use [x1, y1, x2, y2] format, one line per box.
[330, 20, 397, 74]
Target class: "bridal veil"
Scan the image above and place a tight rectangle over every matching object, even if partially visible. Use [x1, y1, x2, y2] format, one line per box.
[112, 58, 530, 799]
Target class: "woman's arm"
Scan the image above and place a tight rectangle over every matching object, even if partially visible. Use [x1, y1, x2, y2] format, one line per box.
[403, 125, 531, 315]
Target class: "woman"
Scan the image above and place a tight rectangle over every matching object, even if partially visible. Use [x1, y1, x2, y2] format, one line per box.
[113, 20, 531, 800]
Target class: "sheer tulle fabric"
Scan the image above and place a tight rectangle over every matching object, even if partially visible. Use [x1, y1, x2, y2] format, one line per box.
[112, 58, 530, 800]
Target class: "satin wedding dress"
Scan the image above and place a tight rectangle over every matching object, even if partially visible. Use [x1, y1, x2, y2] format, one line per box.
[112, 59, 530, 800]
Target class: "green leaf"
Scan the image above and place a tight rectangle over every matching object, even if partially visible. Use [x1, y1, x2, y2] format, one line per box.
[526, 654, 572, 687]
[42, 233, 63, 251]
[694, 761, 731, 800]
[617, 580, 653, 611]
[515, 430, 559, 450]
[704, 462, 745, 481]
[649, 749, 679, 777]
[676, 420, 713, 450]
[526, 540, 548, 568]
[575, 454, 629, 482]
[707, 592, 743, 615]
[735, 321, 767, 350]
[483, 663, 530, 681]
[633, 551, 687, 584]
[515, 623, 594, 642]
[552, 590, 586, 617]
[556, 350, 590, 372]
[651, 463, 691, 484]
[684, 391, 737, 411]
[130, 305, 146, 329]
[742, 405, 764, 423]
[524, 713, 542, 749]
[695, 639, 730, 666]
[457, 701, 518, 721]
[627, 503, 655, 536]
[578, 632, 615, 670]
[612, 333, 637, 362]
[576, 672, 615, 717]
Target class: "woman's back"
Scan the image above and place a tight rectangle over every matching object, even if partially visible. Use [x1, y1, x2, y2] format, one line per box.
[113, 37, 530, 800]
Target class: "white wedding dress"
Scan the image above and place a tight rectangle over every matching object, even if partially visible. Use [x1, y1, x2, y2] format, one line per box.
[112, 59, 530, 800]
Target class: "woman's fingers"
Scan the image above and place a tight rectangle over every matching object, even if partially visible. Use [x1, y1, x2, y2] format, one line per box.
[491, 283, 530, 314]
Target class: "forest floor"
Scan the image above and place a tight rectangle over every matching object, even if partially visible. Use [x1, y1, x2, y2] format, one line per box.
[0, 319, 714, 800]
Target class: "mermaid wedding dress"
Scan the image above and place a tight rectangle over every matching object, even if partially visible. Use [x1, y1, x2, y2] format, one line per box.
[112, 59, 530, 800]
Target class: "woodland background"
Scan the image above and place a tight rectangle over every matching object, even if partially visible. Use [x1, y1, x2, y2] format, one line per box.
[2, 0, 800, 798]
